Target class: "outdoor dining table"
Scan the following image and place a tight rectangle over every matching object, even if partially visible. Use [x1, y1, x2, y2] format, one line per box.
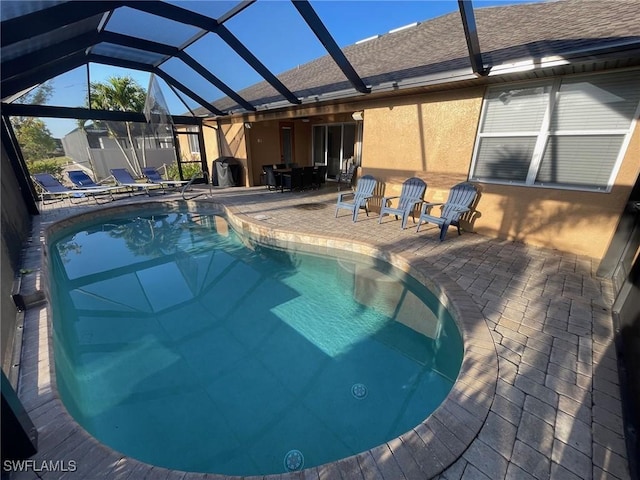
[276, 166, 321, 192]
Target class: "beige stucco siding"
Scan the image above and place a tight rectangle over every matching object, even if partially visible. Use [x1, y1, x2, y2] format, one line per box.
[202, 123, 220, 181]
[362, 88, 483, 197]
[246, 121, 281, 185]
[360, 87, 640, 260]
[205, 122, 249, 186]
[205, 82, 638, 260]
[473, 126, 640, 259]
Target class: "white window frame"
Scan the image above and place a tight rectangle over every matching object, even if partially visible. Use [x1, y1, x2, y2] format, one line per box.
[469, 69, 640, 193]
[187, 126, 201, 155]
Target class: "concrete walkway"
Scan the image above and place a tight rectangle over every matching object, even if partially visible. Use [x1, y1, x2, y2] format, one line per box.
[11, 185, 630, 480]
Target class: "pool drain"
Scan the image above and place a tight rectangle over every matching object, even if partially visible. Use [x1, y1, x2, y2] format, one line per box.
[284, 449, 304, 471]
[351, 383, 368, 399]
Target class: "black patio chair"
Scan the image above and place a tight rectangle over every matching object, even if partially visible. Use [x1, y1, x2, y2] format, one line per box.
[281, 167, 303, 192]
[264, 165, 280, 191]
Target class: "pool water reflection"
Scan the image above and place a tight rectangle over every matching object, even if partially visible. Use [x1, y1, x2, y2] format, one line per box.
[49, 210, 463, 476]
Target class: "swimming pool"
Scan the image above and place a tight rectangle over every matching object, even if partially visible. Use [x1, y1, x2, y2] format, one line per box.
[48, 207, 463, 476]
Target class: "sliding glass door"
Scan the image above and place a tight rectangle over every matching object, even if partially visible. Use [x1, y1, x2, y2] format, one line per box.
[313, 123, 357, 178]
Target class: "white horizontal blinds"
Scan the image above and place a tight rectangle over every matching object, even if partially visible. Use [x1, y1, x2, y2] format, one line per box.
[472, 84, 550, 182]
[536, 135, 625, 188]
[474, 137, 536, 181]
[550, 71, 640, 131]
[481, 84, 550, 133]
[537, 71, 640, 189]
[471, 69, 640, 190]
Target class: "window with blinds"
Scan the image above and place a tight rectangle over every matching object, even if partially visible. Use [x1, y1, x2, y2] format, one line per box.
[470, 70, 640, 191]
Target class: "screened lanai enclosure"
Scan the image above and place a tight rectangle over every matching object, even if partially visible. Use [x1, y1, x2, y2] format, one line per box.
[0, 0, 493, 453]
[3, 0, 640, 476]
[1, 0, 490, 190]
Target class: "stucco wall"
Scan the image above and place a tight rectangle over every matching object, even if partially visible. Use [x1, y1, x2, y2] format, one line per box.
[362, 88, 482, 196]
[202, 123, 220, 181]
[212, 122, 249, 186]
[474, 126, 640, 259]
[359, 86, 640, 260]
[245, 121, 282, 185]
[207, 82, 638, 260]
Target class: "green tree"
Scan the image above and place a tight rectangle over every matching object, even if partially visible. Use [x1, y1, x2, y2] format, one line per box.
[15, 118, 57, 163]
[10, 83, 58, 164]
[89, 76, 147, 175]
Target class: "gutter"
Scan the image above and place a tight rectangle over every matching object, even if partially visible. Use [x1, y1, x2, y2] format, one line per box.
[214, 39, 640, 119]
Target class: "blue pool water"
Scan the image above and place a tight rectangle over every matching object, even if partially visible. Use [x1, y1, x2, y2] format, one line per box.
[49, 210, 463, 476]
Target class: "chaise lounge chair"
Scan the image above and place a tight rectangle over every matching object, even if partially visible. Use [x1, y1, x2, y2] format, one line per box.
[335, 174, 377, 222]
[378, 177, 427, 229]
[67, 170, 106, 189]
[416, 182, 478, 241]
[142, 167, 190, 189]
[110, 168, 163, 195]
[32, 173, 116, 205]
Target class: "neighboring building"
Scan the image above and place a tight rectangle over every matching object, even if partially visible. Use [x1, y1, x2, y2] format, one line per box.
[204, 0, 640, 264]
[61, 124, 180, 180]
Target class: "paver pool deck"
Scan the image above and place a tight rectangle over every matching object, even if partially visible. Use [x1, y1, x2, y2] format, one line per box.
[10, 185, 631, 480]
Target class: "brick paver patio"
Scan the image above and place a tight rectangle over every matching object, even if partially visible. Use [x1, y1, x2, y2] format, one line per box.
[10, 185, 630, 480]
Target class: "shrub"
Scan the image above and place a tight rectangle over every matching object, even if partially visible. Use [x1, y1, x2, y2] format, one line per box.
[166, 162, 201, 180]
[28, 159, 65, 180]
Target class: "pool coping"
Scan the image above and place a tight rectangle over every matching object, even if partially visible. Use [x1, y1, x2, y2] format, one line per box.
[17, 198, 498, 480]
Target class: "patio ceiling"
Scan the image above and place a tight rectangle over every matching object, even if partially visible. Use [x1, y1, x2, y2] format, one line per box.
[0, 0, 486, 119]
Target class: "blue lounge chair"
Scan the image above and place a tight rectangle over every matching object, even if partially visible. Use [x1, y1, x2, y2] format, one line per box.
[32, 173, 115, 205]
[110, 168, 163, 195]
[416, 182, 478, 241]
[67, 170, 106, 189]
[142, 167, 190, 188]
[378, 177, 427, 229]
[335, 174, 377, 222]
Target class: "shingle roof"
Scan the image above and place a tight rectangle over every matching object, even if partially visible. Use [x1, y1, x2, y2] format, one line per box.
[213, 0, 640, 113]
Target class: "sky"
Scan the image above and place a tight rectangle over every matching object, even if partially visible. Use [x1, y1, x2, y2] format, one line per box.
[27, 0, 545, 138]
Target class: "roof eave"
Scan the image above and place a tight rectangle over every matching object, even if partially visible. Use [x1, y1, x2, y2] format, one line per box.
[219, 43, 640, 121]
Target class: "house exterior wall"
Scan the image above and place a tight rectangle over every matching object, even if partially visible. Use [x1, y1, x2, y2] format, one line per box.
[207, 81, 639, 261]
[470, 126, 639, 259]
[178, 128, 191, 162]
[359, 86, 640, 260]
[211, 115, 352, 187]
[245, 121, 281, 185]
[213, 123, 249, 186]
[202, 123, 220, 181]
[362, 88, 482, 195]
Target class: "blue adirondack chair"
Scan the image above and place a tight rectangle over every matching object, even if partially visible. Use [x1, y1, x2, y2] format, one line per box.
[335, 175, 377, 222]
[378, 177, 427, 229]
[416, 182, 477, 241]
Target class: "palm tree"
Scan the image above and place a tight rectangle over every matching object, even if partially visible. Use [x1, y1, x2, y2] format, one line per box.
[89, 76, 147, 176]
